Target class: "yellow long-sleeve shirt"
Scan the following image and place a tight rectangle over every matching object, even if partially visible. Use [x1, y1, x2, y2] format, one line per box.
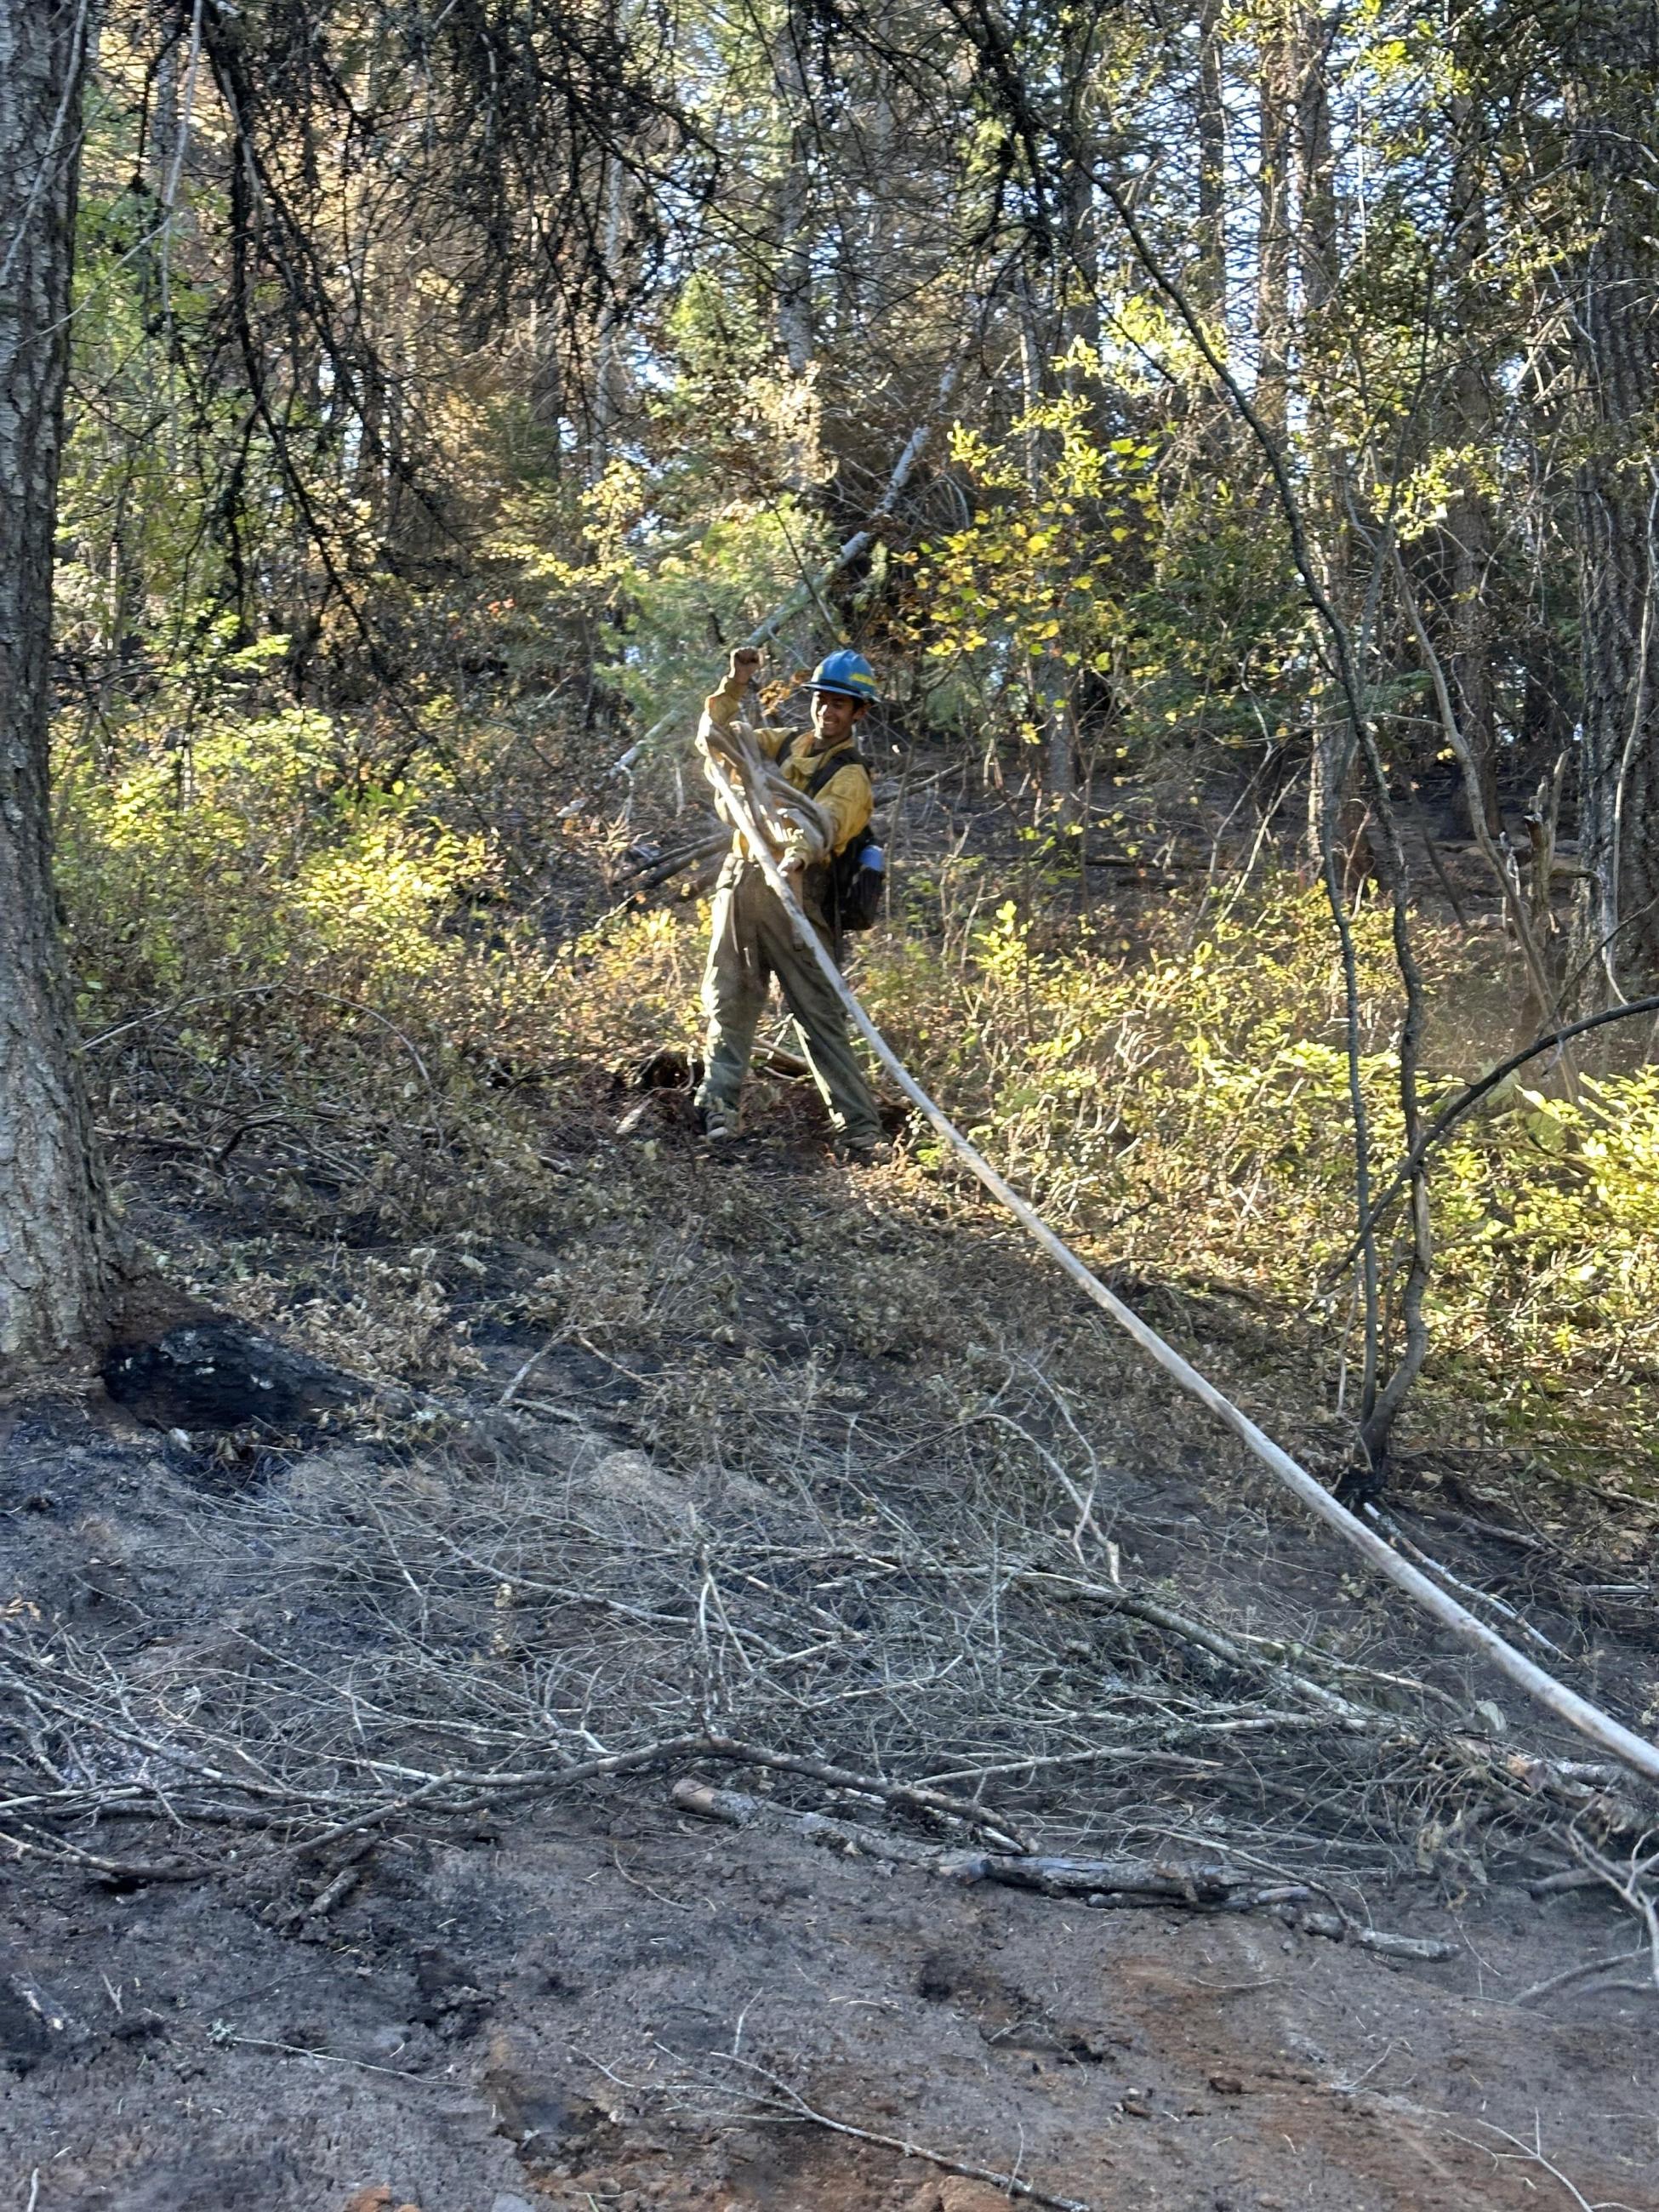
[698, 676, 872, 859]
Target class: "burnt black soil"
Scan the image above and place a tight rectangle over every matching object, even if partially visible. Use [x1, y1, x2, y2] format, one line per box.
[4, 1105, 1658, 2212]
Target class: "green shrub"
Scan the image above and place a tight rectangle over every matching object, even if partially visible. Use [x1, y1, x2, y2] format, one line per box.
[855, 869, 1657, 1485]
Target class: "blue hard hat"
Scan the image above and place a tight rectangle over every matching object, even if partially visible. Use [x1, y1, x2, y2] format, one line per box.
[806, 649, 880, 704]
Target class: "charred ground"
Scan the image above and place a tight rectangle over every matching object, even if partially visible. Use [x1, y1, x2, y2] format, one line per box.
[3, 1075, 1657, 2212]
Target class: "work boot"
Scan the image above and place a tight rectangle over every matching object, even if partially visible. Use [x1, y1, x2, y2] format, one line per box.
[698, 1099, 741, 1143]
[839, 1135, 892, 1168]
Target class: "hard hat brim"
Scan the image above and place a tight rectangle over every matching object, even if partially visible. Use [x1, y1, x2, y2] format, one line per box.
[805, 681, 876, 702]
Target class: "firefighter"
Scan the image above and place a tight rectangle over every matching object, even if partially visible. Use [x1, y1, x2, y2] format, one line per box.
[693, 646, 887, 1160]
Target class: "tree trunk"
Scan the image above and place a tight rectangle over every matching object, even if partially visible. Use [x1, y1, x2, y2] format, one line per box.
[1253, 6, 1292, 442]
[0, 0, 118, 1375]
[1443, 88, 1502, 839]
[1195, 0, 1228, 314]
[1286, 4, 1355, 869]
[1013, 265, 1078, 826]
[588, 154, 631, 485]
[775, 3, 814, 381]
[1444, 472, 1501, 836]
[1566, 0, 1659, 994]
[1059, 154, 1099, 373]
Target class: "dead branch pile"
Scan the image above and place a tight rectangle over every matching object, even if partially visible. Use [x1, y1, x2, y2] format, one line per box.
[5, 1363, 1653, 1958]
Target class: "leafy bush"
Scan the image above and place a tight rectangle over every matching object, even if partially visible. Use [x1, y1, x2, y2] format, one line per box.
[55, 705, 580, 1233]
[1433, 1075, 1659, 1475]
[855, 871, 1657, 1485]
[61, 709, 506, 1009]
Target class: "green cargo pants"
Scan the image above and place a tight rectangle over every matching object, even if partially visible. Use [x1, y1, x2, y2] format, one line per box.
[696, 857, 883, 1147]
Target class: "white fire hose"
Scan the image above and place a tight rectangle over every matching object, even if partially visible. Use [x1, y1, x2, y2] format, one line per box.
[703, 748, 1659, 1789]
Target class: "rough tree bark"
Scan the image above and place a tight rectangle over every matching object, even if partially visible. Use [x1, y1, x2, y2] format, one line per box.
[1014, 264, 1079, 825]
[587, 153, 631, 485]
[1280, 4, 1358, 874]
[1440, 83, 1502, 840]
[1253, 4, 1292, 442]
[1195, 0, 1228, 314]
[775, 0, 815, 383]
[0, 0, 119, 1375]
[1565, 0, 1659, 995]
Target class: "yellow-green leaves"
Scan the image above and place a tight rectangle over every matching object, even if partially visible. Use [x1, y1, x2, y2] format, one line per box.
[905, 412, 1157, 690]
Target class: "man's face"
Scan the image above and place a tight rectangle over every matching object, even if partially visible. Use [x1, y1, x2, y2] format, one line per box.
[809, 689, 865, 749]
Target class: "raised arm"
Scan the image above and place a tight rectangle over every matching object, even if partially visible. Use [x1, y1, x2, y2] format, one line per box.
[698, 647, 762, 757]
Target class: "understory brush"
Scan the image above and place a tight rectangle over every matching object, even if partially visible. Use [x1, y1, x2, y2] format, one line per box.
[59, 709, 1659, 1491]
[853, 872, 1659, 1485]
[57, 704, 604, 1235]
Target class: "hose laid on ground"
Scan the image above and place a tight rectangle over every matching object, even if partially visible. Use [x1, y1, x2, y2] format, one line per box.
[702, 750, 1659, 1790]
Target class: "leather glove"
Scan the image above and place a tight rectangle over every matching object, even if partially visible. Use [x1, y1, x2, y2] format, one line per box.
[780, 823, 826, 874]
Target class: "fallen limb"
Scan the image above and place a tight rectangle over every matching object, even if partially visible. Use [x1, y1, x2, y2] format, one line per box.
[1564, 1832, 1659, 1993]
[1019, 1567, 1381, 1725]
[676, 1771, 1454, 1958]
[1284, 1909, 1456, 1962]
[1418, 1507, 1554, 1558]
[305, 1839, 376, 1919]
[672, 1778, 939, 1867]
[964, 1857, 1454, 1958]
[4, 1685, 1025, 1860]
[944, 1850, 1292, 1905]
[264, 1767, 474, 1857]
[1439, 2112, 1631, 2212]
[676, 1779, 1263, 1899]
[1363, 1504, 1569, 1661]
[827, 1542, 1459, 1719]
[1512, 1946, 1650, 2008]
[675, 1778, 1315, 1913]
[0, 1821, 208, 1884]
[691, 1735, 1030, 1854]
[1528, 1868, 1599, 1899]
[1481, 1747, 1650, 1838]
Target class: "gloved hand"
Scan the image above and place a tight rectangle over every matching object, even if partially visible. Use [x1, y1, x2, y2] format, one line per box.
[778, 805, 831, 871]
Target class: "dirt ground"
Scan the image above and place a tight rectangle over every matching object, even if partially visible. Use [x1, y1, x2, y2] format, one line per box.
[4, 1759, 1656, 2212]
[4, 1112, 1658, 2212]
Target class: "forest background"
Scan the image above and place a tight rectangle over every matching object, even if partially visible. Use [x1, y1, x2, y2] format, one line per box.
[10, 0, 1659, 1502]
